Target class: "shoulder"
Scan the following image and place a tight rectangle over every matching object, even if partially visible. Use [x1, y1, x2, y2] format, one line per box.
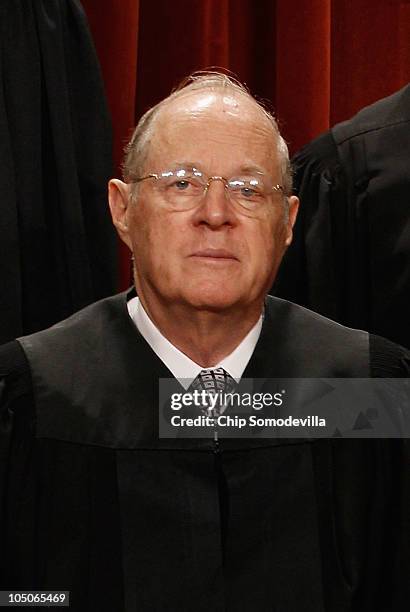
[0, 290, 131, 408]
[265, 295, 366, 341]
[332, 84, 410, 145]
[291, 86, 410, 193]
[264, 296, 410, 377]
[262, 296, 370, 376]
[17, 290, 130, 356]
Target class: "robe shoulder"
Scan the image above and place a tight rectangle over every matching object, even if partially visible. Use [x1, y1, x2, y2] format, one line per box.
[291, 83, 410, 199]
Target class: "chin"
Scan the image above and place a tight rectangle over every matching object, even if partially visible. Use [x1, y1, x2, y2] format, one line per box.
[182, 289, 247, 312]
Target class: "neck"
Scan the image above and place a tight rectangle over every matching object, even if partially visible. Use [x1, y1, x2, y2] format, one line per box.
[137, 293, 263, 368]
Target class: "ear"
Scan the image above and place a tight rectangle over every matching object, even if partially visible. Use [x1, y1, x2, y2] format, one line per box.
[284, 195, 299, 246]
[108, 179, 133, 250]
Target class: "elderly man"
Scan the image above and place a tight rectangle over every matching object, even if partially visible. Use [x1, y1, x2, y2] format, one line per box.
[0, 73, 409, 611]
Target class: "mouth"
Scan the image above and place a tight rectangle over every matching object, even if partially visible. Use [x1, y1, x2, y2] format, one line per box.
[190, 249, 239, 261]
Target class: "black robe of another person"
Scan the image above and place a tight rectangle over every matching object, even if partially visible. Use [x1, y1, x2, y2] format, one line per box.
[272, 84, 410, 349]
[0, 0, 117, 345]
[0, 290, 409, 611]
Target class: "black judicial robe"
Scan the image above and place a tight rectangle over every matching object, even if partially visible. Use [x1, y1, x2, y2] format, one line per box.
[0, 0, 117, 345]
[272, 84, 410, 349]
[0, 291, 409, 611]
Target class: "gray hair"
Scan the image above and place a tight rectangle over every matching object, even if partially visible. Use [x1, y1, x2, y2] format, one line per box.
[123, 71, 293, 198]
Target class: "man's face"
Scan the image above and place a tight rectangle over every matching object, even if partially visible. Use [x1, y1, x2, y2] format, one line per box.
[113, 91, 298, 314]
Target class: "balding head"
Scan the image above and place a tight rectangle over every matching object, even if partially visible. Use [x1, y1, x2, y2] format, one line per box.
[123, 72, 293, 198]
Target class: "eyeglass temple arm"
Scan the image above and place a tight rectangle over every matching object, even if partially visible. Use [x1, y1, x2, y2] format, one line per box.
[130, 173, 159, 184]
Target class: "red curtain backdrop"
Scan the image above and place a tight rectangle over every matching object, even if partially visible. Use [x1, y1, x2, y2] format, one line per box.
[82, 0, 410, 289]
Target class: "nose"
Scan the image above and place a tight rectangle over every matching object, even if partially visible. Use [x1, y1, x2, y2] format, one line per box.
[192, 177, 237, 228]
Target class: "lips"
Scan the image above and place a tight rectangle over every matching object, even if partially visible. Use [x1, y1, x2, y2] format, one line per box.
[191, 249, 239, 260]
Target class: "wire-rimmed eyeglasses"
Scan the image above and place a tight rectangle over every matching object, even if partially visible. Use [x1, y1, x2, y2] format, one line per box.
[131, 166, 284, 214]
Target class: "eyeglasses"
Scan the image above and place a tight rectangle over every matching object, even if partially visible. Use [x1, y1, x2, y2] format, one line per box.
[131, 166, 284, 214]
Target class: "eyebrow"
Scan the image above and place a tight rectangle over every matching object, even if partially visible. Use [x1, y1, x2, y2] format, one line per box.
[239, 164, 267, 175]
[168, 162, 269, 175]
[171, 161, 198, 170]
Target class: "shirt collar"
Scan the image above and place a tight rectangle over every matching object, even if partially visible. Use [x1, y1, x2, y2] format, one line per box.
[127, 296, 262, 389]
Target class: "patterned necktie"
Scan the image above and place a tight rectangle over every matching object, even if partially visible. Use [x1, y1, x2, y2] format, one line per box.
[189, 367, 237, 417]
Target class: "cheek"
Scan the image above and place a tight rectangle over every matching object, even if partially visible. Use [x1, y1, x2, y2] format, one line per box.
[250, 219, 287, 272]
[130, 209, 182, 274]
[128, 208, 157, 268]
[130, 202, 160, 248]
[253, 221, 276, 255]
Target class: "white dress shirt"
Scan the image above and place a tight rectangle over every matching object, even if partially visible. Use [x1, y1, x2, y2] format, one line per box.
[127, 296, 262, 389]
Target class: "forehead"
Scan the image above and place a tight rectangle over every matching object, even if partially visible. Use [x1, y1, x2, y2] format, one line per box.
[145, 90, 279, 175]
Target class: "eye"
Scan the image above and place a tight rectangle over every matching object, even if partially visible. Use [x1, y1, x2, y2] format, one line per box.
[167, 177, 203, 194]
[229, 178, 264, 199]
[172, 179, 191, 190]
[240, 186, 259, 198]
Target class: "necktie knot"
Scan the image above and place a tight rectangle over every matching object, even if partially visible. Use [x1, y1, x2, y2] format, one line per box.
[189, 367, 237, 417]
[190, 367, 237, 394]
